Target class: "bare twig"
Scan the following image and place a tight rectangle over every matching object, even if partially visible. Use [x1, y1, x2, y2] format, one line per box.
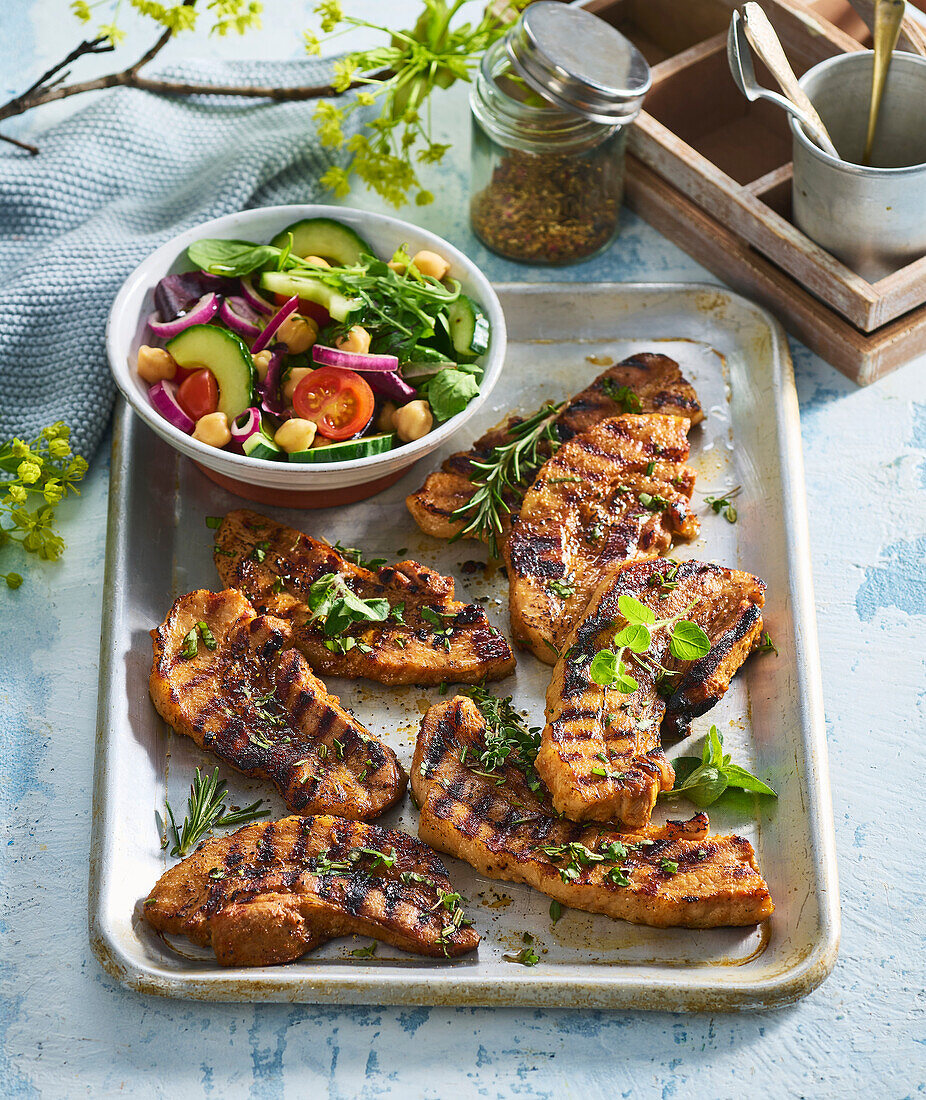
[0, 21, 345, 152]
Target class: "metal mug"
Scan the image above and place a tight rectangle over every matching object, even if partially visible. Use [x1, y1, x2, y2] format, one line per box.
[790, 51, 926, 283]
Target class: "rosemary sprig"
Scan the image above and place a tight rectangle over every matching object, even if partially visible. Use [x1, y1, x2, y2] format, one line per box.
[162, 767, 269, 858]
[452, 401, 566, 558]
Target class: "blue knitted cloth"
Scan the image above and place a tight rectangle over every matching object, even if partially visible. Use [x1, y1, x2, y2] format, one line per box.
[0, 57, 355, 462]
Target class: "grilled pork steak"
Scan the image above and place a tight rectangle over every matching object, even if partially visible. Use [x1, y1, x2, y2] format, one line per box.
[214, 510, 515, 686]
[505, 414, 699, 664]
[539, 559, 766, 825]
[406, 353, 703, 547]
[149, 589, 405, 820]
[144, 814, 480, 966]
[411, 697, 773, 929]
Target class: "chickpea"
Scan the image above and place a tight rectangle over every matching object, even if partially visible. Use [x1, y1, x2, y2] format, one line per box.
[137, 345, 177, 384]
[277, 314, 318, 355]
[282, 366, 314, 403]
[411, 250, 450, 281]
[192, 411, 231, 449]
[274, 418, 317, 454]
[335, 325, 371, 355]
[376, 401, 397, 434]
[304, 255, 330, 267]
[252, 349, 273, 383]
[393, 400, 433, 443]
[387, 259, 406, 275]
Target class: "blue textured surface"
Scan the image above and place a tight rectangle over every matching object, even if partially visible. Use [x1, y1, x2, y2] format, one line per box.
[1, 5, 925, 1097]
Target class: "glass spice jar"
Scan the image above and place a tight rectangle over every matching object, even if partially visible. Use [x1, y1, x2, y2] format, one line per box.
[469, 3, 650, 266]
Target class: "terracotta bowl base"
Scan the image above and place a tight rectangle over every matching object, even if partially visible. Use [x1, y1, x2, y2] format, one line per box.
[194, 462, 411, 509]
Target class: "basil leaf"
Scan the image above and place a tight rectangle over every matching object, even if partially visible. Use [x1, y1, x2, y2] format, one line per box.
[614, 621, 651, 654]
[723, 764, 777, 798]
[617, 594, 656, 625]
[426, 368, 480, 423]
[676, 763, 728, 807]
[669, 619, 711, 661]
[187, 238, 280, 276]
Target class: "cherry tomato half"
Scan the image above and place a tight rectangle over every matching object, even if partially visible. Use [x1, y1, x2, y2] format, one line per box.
[177, 368, 218, 421]
[293, 366, 374, 441]
[274, 292, 330, 328]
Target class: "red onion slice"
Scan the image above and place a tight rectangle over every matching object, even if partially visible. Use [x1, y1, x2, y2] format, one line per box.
[149, 380, 194, 433]
[147, 292, 220, 339]
[230, 407, 262, 443]
[260, 346, 287, 418]
[219, 296, 263, 340]
[366, 372, 416, 404]
[312, 344, 400, 373]
[239, 274, 274, 315]
[251, 296, 299, 355]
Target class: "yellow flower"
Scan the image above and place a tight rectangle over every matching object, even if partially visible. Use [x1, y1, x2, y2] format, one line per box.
[303, 30, 322, 56]
[48, 438, 71, 460]
[7, 485, 27, 505]
[17, 461, 42, 485]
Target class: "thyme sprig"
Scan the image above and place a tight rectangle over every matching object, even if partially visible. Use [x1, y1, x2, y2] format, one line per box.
[464, 684, 542, 791]
[452, 401, 566, 558]
[162, 767, 269, 858]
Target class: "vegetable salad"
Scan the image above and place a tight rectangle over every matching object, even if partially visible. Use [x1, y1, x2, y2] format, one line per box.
[137, 217, 491, 464]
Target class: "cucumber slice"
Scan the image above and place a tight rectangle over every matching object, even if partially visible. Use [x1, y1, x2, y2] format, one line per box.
[259, 271, 358, 322]
[270, 218, 374, 265]
[242, 426, 284, 461]
[447, 295, 490, 358]
[288, 433, 395, 463]
[166, 325, 256, 421]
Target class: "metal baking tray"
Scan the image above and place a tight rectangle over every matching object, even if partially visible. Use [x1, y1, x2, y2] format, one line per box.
[90, 282, 839, 1009]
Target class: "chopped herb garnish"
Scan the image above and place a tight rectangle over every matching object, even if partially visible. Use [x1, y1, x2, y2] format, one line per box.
[704, 487, 740, 523]
[307, 572, 390, 638]
[333, 540, 387, 569]
[601, 379, 642, 412]
[549, 900, 563, 924]
[205, 515, 222, 529]
[645, 460, 655, 476]
[504, 932, 540, 966]
[638, 492, 669, 512]
[757, 631, 778, 656]
[660, 859, 679, 875]
[196, 621, 217, 650]
[548, 578, 574, 599]
[249, 540, 270, 563]
[465, 685, 542, 791]
[179, 626, 199, 660]
[349, 942, 378, 958]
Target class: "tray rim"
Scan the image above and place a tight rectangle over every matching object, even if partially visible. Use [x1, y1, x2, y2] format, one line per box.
[89, 280, 840, 1010]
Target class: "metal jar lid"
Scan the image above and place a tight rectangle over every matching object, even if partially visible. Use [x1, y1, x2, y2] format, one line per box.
[505, 1, 651, 126]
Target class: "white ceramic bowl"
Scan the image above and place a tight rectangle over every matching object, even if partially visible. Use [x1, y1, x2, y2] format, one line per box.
[106, 204, 506, 506]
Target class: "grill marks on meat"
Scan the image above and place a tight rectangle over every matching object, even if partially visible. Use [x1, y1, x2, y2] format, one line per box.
[406, 353, 704, 546]
[143, 814, 480, 966]
[505, 414, 699, 663]
[539, 560, 766, 825]
[214, 510, 515, 686]
[411, 697, 773, 929]
[149, 589, 405, 820]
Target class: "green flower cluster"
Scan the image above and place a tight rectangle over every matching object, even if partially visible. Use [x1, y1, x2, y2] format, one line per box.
[1, 423, 88, 588]
[305, 0, 527, 208]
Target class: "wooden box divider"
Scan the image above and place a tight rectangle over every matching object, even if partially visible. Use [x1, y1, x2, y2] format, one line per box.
[577, 0, 926, 383]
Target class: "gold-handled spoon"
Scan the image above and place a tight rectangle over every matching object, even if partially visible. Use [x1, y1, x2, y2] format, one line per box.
[742, 3, 839, 157]
[863, 0, 906, 165]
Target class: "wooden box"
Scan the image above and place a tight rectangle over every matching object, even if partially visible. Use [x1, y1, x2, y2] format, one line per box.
[581, 0, 926, 384]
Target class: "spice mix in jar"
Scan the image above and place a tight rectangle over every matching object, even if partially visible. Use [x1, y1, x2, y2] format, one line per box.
[470, 1, 650, 265]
